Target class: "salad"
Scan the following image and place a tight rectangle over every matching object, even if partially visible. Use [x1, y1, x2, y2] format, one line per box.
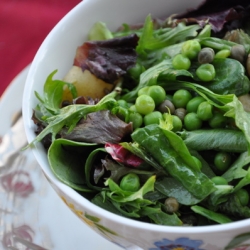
[29, 0, 250, 226]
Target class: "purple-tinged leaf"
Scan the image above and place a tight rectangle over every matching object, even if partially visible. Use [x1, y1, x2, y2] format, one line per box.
[74, 34, 139, 83]
[61, 110, 133, 144]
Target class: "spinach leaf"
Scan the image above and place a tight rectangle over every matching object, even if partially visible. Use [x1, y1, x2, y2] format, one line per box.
[222, 151, 250, 182]
[91, 193, 125, 217]
[192, 58, 250, 96]
[155, 177, 202, 206]
[159, 122, 201, 171]
[191, 205, 232, 224]
[140, 205, 183, 226]
[131, 125, 216, 200]
[207, 185, 234, 207]
[179, 129, 248, 153]
[225, 95, 250, 153]
[233, 167, 250, 192]
[218, 194, 250, 219]
[84, 147, 108, 191]
[48, 138, 96, 192]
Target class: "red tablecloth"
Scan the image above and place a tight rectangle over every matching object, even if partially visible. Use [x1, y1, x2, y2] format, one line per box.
[0, 0, 80, 97]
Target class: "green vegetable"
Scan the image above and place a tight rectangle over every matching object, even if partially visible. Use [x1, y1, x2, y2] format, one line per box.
[186, 96, 205, 113]
[179, 129, 248, 152]
[181, 40, 201, 59]
[208, 111, 227, 128]
[196, 63, 216, 82]
[172, 115, 182, 132]
[214, 152, 232, 172]
[147, 85, 166, 105]
[191, 205, 232, 224]
[128, 62, 145, 80]
[144, 111, 162, 126]
[140, 205, 182, 226]
[172, 89, 192, 108]
[211, 176, 228, 185]
[29, 9, 250, 227]
[214, 49, 230, 59]
[128, 112, 143, 130]
[155, 177, 203, 205]
[131, 125, 216, 199]
[120, 173, 140, 192]
[196, 58, 250, 96]
[184, 112, 202, 131]
[172, 54, 191, 70]
[235, 189, 249, 206]
[135, 94, 155, 115]
[88, 22, 113, 41]
[48, 138, 96, 192]
[197, 101, 213, 121]
[218, 194, 250, 219]
[222, 152, 250, 182]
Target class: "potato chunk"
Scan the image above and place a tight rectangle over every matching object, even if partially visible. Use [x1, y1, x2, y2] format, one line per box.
[62, 66, 114, 101]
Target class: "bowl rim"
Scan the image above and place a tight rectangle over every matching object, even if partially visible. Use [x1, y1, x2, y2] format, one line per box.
[22, 0, 250, 234]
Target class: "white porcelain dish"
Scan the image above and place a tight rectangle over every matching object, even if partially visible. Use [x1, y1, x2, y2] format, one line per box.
[22, 0, 250, 249]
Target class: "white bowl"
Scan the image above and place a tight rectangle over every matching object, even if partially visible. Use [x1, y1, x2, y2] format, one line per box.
[22, 0, 250, 249]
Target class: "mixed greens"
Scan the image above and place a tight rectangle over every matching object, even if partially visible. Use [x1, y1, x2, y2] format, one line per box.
[30, 0, 250, 226]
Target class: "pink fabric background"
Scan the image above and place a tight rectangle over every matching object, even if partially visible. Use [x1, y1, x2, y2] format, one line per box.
[0, 0, 80, 97]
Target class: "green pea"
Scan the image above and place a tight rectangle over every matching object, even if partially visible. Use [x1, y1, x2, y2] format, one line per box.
[138, 86, 150, 96]
[128, 63, 145, 79]
[181, 40, 201, 59]
[117, 99, 129, 109]
[211, 176, 228, 185]
[186, 96, 205, 113]
[147, 86, 166, 106]
[208, 112, 227, 128]
[172, 54, 191, 70]
[214, 152, 232, 172]
[192, 156, 202, 170]
[215, 49, 230, 59]
[196, 63, 216, 82]
[135, 95, 155, 115]
[235, 189, 249, 206]
[128, 112, 143, 130]
[120, 173, 140, 192]
[184, 112, 202, 131]
[172, 89, 192, 108]
[129, 105, 137, 112]
[116, 106, 129, 121]
[144, 111, 162, 126]
[197, 101, 213, 121]
[172, 115, 182, 132]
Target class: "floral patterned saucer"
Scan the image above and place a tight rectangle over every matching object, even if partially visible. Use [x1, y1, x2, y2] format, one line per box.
[0, 65, 122, 250]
